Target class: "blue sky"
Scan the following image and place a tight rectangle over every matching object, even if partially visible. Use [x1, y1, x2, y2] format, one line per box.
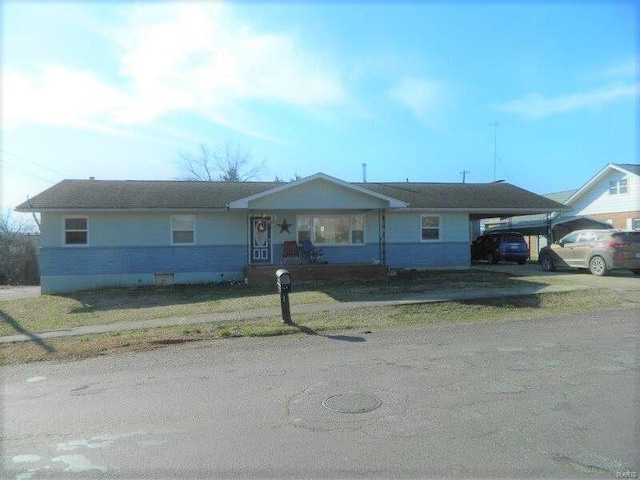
[1, 1, 638, 223]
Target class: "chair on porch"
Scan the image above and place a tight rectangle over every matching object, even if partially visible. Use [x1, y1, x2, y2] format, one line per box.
[283, 241, 301, 264]
[300, 239, 324, 264]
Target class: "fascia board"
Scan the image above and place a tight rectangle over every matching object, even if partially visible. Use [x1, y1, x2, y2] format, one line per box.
[14, 207, 230, 213]
[397, 207, 570, 213]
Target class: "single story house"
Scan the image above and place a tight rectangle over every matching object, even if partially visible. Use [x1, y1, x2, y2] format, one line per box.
[16, 172, 566, 293]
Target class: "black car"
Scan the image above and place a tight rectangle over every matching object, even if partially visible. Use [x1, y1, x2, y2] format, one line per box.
[471, 232, 530, 264]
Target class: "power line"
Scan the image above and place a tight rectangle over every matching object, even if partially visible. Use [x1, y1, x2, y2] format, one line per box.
[0, 148, 71, 178]
[459, 170, 470, 183]
[0, 158, 58, 184]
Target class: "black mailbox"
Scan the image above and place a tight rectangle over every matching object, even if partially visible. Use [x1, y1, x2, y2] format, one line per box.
[275, 269, 292, 293]
[275, 269, 292, 324]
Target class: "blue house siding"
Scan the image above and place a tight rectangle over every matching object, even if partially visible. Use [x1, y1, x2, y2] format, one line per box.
[40, 212, 246, 247]
[39, 245, 246, 293]
[387, 242, 470, 269]
[271, 242, 470, 268]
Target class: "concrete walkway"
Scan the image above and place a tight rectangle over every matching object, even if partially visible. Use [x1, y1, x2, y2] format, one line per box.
[0, 283, 588, 344]
[0, 286, 40, 301]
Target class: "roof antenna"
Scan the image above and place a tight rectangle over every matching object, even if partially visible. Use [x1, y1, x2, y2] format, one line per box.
[488, 120, 512, 181]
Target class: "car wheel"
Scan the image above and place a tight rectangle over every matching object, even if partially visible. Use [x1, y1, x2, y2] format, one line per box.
[589, 255, 608, 276]
[517, 259, 526, 265]
[632, 269, 640, 276]
[487, 253, 498, 264]
[540, 254, 556, 272]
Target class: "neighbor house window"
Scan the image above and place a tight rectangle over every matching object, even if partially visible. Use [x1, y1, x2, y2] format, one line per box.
[609, 179, 628, 195]
[64, 216, 88, 245]
[171, 215, 195, 245]
[296, 215, 365, 245]
[421, 215, 440, 241]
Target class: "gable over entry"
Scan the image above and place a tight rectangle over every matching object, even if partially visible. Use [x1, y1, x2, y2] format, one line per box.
[228, 173, 407, 210]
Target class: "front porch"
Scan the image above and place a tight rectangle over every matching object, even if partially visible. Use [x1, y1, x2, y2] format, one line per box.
[245, 263, 387, 287]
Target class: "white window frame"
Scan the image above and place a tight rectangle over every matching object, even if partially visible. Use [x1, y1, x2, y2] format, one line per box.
[63, 216, 89, 246]
[609, 178, 628, 195]
[296, 215, 366, 246]
[171, 215, 196, 246]
[420, 214, 441, 242]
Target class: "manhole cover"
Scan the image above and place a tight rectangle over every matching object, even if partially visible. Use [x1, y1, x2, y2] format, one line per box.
[322, 392, 382, 413]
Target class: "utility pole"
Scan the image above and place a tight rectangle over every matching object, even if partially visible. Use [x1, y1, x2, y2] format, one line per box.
[460, 170, 470, 183]
[488, 121, 511, 181]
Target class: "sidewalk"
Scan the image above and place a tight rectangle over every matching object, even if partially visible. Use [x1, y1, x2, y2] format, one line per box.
[0, 284, 589, 344]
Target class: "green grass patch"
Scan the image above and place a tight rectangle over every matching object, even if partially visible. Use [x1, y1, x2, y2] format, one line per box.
[1, 288, 632, 366]
[0, 270, 550, 337]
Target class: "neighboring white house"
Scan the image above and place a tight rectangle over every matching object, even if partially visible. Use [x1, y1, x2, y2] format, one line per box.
[563, 163, 640, 230]
[16, 172, 565, 293]
[483, 163, 639, 258]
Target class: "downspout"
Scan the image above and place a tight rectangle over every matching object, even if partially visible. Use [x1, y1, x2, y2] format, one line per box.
[27, 196, 41, 229]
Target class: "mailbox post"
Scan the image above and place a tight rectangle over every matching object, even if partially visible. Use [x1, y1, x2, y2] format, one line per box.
[275, 269, 292, 324]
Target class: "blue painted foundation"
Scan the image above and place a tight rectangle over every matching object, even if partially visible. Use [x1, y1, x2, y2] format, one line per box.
[39, 242, 471, 293]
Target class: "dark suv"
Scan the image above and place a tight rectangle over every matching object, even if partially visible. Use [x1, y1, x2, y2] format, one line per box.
[471, 232, 530, 264]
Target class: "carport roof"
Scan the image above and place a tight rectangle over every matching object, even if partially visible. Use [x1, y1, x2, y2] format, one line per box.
[16, 174, 567, 214]
[485, 215, 613, 236]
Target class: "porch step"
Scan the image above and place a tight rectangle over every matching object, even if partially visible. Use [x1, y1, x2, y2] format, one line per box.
[245, 264, 387, 287]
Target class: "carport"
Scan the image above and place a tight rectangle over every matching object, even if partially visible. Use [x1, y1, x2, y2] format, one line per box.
[484, 214, 612, 239]
[483, 214, 613, 259]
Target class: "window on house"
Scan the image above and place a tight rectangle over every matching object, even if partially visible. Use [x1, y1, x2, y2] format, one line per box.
[171, 215, 195, 245]
[632, 218, 640, 230]
[609, 179, 628, 195]
[64, 217, 88, 245]
[421, 215, 440, 241]
[296, 215, 365, 245]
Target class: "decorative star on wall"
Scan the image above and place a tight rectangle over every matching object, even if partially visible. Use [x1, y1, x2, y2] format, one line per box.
[277, 218, 292, 234]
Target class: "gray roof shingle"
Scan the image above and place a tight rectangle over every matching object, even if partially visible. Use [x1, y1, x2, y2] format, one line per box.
[614, 163, 640, 176]
[16, 178, 566, 212]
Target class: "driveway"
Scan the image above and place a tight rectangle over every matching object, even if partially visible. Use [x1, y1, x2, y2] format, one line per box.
[0, 286, 40, 301]
[473, 261, 640, 295]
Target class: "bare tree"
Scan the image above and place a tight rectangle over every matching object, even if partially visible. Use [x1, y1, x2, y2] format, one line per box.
[0, 213, 39, 285]
[274, 173, 303, 183]
[177, 141, 265, 182]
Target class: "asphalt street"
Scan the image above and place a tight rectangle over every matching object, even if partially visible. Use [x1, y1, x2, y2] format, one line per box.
[3, 307, 639, 479]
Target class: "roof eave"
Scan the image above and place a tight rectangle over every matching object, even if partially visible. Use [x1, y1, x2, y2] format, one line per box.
[399, 207, 569, 213]
[15, 207, 229, 213]
[566, 163, 637, 205]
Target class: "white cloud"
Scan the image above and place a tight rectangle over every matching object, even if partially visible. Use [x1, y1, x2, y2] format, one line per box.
[598, 58, 638, 80]
[495, 83, 639, 120]
[2, 3, 346, 138]
[389, 77, 444, 121]
[3, 66, 129, 131]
